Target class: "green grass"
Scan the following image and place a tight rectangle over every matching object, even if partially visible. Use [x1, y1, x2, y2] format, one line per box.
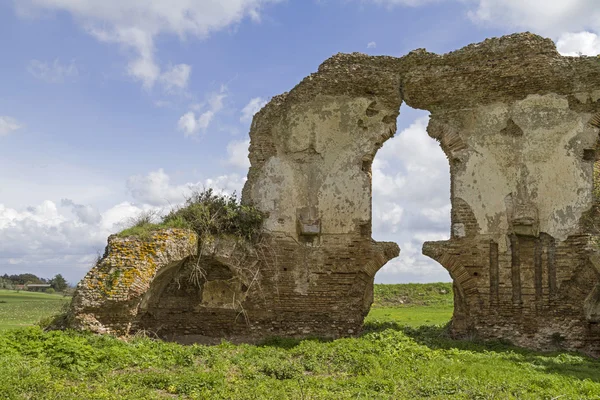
[0, 325, 599, 399]
[0, 290, 71, 330]
[366, 283, 454, 327]
[117, 216, 191, 239]
[0, 284, 599, 399]
[365, 305, 453, 327]
[373, 282, 453, 307]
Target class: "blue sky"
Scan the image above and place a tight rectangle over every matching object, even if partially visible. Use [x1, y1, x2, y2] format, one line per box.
[1, 0, 599, 285]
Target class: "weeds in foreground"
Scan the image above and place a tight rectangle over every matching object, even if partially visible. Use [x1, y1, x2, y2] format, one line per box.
[0, 325, 599, 399]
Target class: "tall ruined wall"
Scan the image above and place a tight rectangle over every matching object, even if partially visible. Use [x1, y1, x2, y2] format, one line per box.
[238, 55, 403, 337]
[70, 33, 600, 354]
[242, 33, 600, 354]
[406, 34, 600, 355]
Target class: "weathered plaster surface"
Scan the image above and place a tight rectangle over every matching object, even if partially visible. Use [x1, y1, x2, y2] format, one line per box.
[248, 96, 397, 235]
[448, 94, 597, 242]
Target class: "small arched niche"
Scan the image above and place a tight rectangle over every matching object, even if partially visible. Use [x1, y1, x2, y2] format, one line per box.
[135, 255, 249, 338]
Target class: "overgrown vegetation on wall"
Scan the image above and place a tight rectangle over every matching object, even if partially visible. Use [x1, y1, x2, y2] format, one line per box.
[118, 189, 265, 242]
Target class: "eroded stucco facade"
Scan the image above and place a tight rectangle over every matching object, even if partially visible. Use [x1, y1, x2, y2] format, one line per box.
[70, 33, 600, 355]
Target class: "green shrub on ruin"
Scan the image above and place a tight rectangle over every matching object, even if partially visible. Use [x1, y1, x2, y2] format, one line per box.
[118, 189, 265, 242]
[162, 189, 265, 242]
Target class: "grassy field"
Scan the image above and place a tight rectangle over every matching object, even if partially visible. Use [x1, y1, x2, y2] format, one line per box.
[0, 290, 70, 330]
[373, 282, 453, 307]
[0, 283, 599, 399]
[366, 283, 454, 326]
[365, 306, 452, 326]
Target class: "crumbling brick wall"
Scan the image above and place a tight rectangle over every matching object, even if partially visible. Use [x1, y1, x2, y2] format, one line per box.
[71, 33, 600, 355]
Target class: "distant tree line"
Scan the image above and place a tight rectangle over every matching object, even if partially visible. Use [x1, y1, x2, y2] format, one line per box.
[0, 273, 70, 292]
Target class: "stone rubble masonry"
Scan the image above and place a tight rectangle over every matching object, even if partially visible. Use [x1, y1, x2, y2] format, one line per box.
[71, 33, 600, 355]
[69, 229, 198, 335]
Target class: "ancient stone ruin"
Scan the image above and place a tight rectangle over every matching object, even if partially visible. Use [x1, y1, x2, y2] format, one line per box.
[70, 33, 600, 356]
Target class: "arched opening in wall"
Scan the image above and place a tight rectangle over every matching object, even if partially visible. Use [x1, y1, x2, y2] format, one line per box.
[135, 256, 247, 339]
[372, 106, 452, 285]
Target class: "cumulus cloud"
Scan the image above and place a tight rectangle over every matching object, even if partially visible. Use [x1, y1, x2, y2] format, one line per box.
[127, 168, 246, 206]
[126, 168, 194, 206]
[177, 112, 200, 136]
[226, 139, 251, 169]
[204, 174, 247, 197]
[178, 86, 227, 137]
[16, 1, 280, 89]
[373, 116, 450, 212]
[159, 63, 192, 93]
[466, 0, 600, 37]
[0, 168, 247, 283]
[367, 41, 377, 49]
[0, 200, 143, 283]
[240, 97, 268, 123]
[366, 0, 600, 51]
[0, 116, 21, 137]
[27, 59, 79, 83]
[377, 241, 451, 283]
[372, 114, 451, 282]
[60, 199, 102, 225]
[556, 32, 600, 56]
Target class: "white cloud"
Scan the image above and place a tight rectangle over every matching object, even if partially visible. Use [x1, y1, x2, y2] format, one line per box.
[178, 87, 227, 137]
[159, 63, 192, 92]
[204, 174, 247, 197]
[373, 116, 450, 211]
[377, 241, 451, 283]
[27, 59, 79, 83]
[556, 32, 600, 56]
[89, 26, 160, 88]
[126, 168, 193, 207]
[178, 110, 214, 137]
[366, 1, 600, 46]
[240, 97, 267, 123]
[16, 1, 280, 89]
[208, 86, 228, 111]
[466, 1, 600, 36]
[372, 114, 451, 282]
[367, 41, 377, 49]
[0, 116, 21, 137]
[226, 139, 251, 169]
[0, 200, 144, 283]
[177, 112, 199, 136]
[0, 168, 247, 283]
[126, 168, 246, 206]
[60, 199, 102, 225]
[154, 100, 172, 108]
[196, 111, 215, 130]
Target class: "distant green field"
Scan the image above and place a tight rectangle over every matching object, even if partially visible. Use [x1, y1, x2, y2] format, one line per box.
[365, 305, 452, 326]
[373, 282, 453, 307]
[366, 283, 454, 327]
[0, 290, 71, 330]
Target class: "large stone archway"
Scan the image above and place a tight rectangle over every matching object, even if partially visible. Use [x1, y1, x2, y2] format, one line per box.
[242, 32, 600, 355]
[71, 33, 600, 355]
